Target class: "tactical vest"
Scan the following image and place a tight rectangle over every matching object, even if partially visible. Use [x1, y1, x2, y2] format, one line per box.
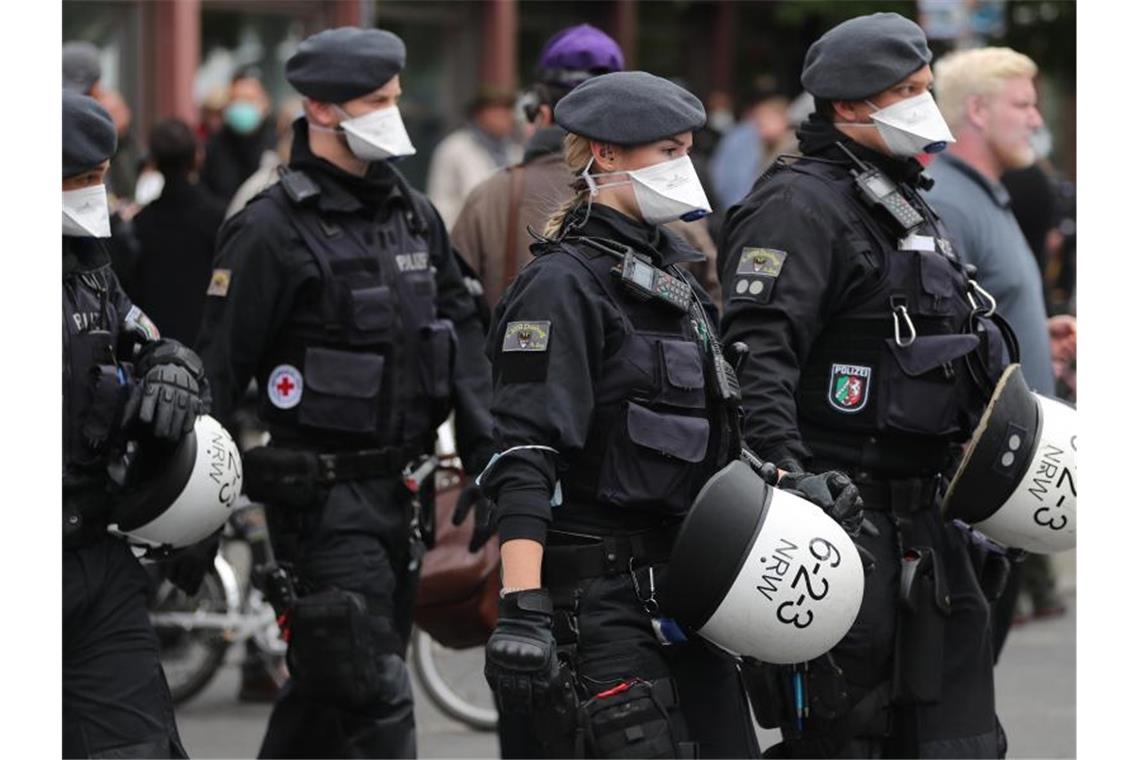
[62, 262, 134, 486]
[549, 239, 716, 516]
[770, 158, 1010, 471]
[256, 175, 455, 451]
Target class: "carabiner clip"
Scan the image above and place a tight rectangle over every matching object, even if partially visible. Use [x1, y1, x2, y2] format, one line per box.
[630, 559, 660, 616]
[967, 280, 997, 317]
[892, 303, 917, 347]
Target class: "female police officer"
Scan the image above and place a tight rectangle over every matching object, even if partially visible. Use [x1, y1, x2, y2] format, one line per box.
[477, 71, 867, 759]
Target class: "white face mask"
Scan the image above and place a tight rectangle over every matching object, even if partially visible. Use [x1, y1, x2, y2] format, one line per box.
[62, 184, 112, 238]
[582, 154, 712, 226]
[856, 91, 956, 158]
[134, 169, 165, 206]
[334, 105, 416, 161]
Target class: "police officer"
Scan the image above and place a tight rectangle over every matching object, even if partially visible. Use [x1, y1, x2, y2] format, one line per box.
[197, 27, 495, 758]
[719, 13, 1010, 758]
[477, 71, 863, 760]
[63, 89, 209, 758]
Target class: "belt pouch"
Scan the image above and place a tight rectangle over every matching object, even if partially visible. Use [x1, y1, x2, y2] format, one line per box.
[893, 547, 946, 704]
[286, 588, 383, 710]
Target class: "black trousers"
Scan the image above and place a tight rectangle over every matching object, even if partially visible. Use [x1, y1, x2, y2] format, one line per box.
[772, 501, 1002, 759]
[63, 535, 187, 759]
[258, 476, 419, 759]
[535, 559, 761, 759]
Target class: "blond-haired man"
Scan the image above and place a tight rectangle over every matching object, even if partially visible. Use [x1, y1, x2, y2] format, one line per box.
[924, 47, 1074, 410]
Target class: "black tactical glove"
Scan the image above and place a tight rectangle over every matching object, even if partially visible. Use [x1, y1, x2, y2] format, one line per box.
[161, 531, 221, 596]
[779, 470, 865, 537]
[485, 589, 560, 714]
[779, 470, 878, 574]
[452, 483, 495, 552]
[125, 363, 204, 441]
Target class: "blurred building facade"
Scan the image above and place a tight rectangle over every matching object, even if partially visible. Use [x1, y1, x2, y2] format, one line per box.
[63, 0, 1076, 189]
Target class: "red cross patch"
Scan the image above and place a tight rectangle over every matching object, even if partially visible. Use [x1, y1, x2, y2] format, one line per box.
[267, 364, 304, 409]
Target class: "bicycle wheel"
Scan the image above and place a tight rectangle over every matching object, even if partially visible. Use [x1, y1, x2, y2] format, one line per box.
[150, 567, 232, 705]
[411, 627, 498, 731]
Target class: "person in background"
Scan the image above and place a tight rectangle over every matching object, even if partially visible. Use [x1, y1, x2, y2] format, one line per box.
[709, 79, 795, 211]
[197, 85, 229, 143]
[129, 118, 226, 347]
[225, 97, 307, 219]
[449, 23, 625, 309]
[427, 86, 522, 229]
[201, 68, 276, 204]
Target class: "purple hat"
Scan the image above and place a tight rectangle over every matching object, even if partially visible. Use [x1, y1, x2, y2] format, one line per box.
[536, 24, 624, 87]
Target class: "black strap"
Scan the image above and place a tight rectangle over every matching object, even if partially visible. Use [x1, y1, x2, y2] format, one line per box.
[846, 476, 941, 516]
[542, 526, 680, 587]
[314, 442, 431, 483]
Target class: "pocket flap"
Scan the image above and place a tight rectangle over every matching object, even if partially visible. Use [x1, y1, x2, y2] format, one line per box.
[626, 403, 710, 463]
[919, 253, 957, 298]
[885, 334, 980, 378]
[350, 286, 395, 332]
[660, 339, 705, 390]
[304, 347, 384, 399]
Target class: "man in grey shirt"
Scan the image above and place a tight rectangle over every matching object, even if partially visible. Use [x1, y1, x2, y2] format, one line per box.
[923, 46, 1075, 398]
[923, 46, 1076, 650]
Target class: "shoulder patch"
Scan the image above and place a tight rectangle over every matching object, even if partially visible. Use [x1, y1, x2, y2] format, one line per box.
[502, 321, 551, 352]
[206, 269, 231, 297]
[730, 247, 787, 305]
[737, 247, 787, 276]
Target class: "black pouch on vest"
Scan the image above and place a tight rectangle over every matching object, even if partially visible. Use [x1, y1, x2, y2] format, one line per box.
[656, 339, 705, 410]
[892, 546, 947, 704]
[346, 285, 397, 346]
[880, 334, 979, 437]
[419, 319, 456, 423]
[596, 402, 710, 514]
[286, 588, 388, 711]
[299, 346, 385, 434]
[242, 446, 321, 510]
[578, 679, 690, 759]
[83, 363, 131, 451]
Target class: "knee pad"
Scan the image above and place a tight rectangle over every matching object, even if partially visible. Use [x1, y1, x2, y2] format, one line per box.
[578, 678, 695, 759]
[286, 588, 403, 711]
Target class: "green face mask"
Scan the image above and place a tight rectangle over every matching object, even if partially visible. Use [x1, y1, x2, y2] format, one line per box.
[224, 101, 263, 135]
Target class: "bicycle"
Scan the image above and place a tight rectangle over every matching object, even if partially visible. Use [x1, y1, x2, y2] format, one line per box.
[148, 498, 287, 705]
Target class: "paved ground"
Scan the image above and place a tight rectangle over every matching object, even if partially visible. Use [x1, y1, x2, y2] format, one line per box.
[176, 587, 1075, 759]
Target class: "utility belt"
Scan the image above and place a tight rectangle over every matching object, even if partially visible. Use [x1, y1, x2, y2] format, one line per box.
[541, 524, 681, 589]
[243, 440, 431, 509]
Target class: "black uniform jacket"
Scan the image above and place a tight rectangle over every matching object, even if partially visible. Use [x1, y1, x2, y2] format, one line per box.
[197, 121, 494, 472]
[718, 115, 954, 470]
[481, 204, 717, 545]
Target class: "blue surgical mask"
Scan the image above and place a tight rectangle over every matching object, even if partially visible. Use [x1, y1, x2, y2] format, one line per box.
[224, 101, 263, 135]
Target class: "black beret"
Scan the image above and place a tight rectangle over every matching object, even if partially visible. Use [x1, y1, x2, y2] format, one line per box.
[554, 71, 705, 146]
[63, 90, 117, 178]
[801, 12, 932, 101]
[286, 27, 406, 102]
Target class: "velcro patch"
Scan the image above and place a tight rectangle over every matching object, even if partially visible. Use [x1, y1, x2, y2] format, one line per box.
[729, 274, 775, 304]
[737, 247, 787, 277]
[502, 321, 551, 352]
[206, 269, 231, 297]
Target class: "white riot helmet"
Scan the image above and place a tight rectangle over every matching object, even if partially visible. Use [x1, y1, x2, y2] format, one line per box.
[109, 415, 243, 551]
[662, 460, 864, 664]
[942, 364, 1076, 554]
